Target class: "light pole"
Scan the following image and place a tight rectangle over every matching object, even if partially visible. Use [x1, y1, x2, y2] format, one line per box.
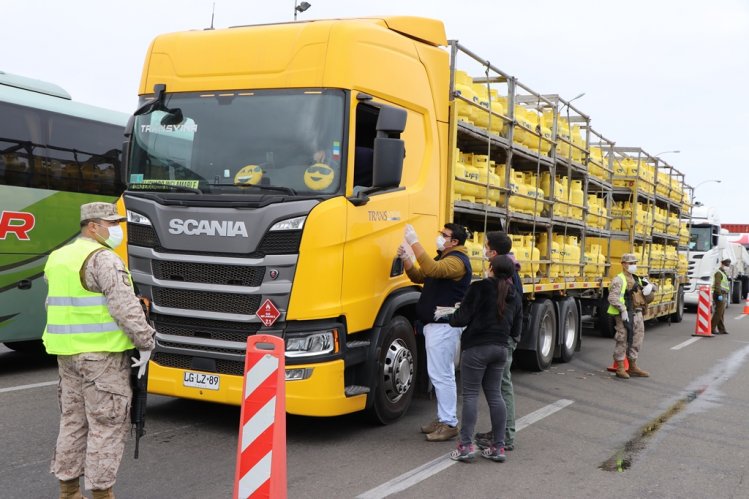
[692, 179, 721, 205]
[294, 1, 311, 21]
[654, 150, 680, 157]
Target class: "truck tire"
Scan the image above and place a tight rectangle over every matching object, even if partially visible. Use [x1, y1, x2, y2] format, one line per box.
[670, 286, 684, 323]
[731, 279, 743, 304]
[521, 299, 556, 371]
[368, 316, 417, 425]
[556, 297, 580, 363]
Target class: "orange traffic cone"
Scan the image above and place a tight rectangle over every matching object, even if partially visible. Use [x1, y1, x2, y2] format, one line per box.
[743, 295, 749, 315]
[606, 357, 629, 372]
[693, 285, 714, 337]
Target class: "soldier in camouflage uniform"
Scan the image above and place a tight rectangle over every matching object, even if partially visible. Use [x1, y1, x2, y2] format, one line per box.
[43, 202, 155, 499]
[607, 253, 656, 379]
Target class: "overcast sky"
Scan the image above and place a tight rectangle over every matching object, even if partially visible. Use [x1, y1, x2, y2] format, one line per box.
[4, 0, 747, 222]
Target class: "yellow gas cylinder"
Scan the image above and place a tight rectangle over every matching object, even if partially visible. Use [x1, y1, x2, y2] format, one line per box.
[541, 173, 568, 217]
[453, 150, 472, 202]
[466, 232, 484, 276]
[678, 224, 689, 246]
[528, 235, 540, 279]
[553, 233, 570, 277]
[524, 111, 541, 151]
[617, 202, 634, 233]
[509, 170, 531, 214]
[588, 147, 605, 180]
[462, 159, 482, 203]
[538, 233, 561, 279]
[585, 195, 600, 227]
[513, 105, 531, 147]
[473, 155, 491, 205]
[584, 243, 604, 277]
[523, 173, 545, 215]
[666, 213, 678, 235]
[565, 236, 581, 277]
[571, 125, 585, 163]
[453, 71, 478, 123]
[662, 278, 675, 303]
[653, 244, 665, 270]
[670, 176, 683, 202]
[569, 180, 584, 220]
[557, 117, 572, 160]
[511, 235, 531, 277]
[678, 253, 688, 274]
[656, 171, 669, 197]
[494, 163, 508, 205]
[489, 89, 508, 136]
[665, 245, 678, 269]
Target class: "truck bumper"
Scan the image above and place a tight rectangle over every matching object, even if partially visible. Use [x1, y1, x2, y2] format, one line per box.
[147, 358, 367, 416]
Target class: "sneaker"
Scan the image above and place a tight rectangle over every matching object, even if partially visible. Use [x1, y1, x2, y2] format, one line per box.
[420, 419, 441, 434]
[474, 431, 493, 449]
[504, 442, 515, 451]
[481, 445, 506, 462]
[449, 443, 476, 462]
[426, 423, 459, 442]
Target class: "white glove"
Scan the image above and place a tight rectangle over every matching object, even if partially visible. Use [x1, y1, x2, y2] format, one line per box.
[404, 224, 419, 245]
[620, 310, 629, 323]
[642, 283, 653, 296]
[131, 350, 152, 379]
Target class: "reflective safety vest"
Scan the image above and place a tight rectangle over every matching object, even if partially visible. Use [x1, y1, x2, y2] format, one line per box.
[42, 237, 134, 355]
[715, 268, 730, 294]
[607, 272, 641, 315]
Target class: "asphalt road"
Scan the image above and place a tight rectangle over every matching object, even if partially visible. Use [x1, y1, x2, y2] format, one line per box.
[2, 304, 749, 499]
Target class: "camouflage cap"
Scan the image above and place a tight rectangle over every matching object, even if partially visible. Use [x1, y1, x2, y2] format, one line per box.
[80, 202, 126, 222]
[621, 253, 638, 263]
[721, 258, 732, 264]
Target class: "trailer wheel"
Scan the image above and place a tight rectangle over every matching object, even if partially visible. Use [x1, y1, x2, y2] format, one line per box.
[523, 299, 556, 371]
[556, 298, 579, 363]
[731, 279, 743, 304]
[368, 316, 417, 425]
[670, 286, 684, 323]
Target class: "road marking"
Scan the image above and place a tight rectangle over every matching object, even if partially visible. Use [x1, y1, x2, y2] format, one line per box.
[0, 380, 57, 394]
[734, 314, 746, 320]
[356, 399, 574, 499]
[672, 338, 701, 350]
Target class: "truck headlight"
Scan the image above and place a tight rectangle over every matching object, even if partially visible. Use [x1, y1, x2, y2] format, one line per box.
[127, 210, 152, 226]
[270, 216, 306, 231]
[285, 330, 338, 357]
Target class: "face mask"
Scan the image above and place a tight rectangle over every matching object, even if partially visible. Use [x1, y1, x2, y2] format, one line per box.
[96, 224, 124, 249]
[436, 235, 446, 251]
[627, 264, 637, 274]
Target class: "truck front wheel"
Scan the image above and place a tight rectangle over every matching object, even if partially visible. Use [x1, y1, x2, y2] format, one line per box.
[368, 316, 417, 425]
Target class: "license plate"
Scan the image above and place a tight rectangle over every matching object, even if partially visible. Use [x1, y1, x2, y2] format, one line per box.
[183, 370, 220, 391]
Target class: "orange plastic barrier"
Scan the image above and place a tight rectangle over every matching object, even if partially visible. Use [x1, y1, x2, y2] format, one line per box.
[693, 285, 714, 337]
[234, 335, 287, 499]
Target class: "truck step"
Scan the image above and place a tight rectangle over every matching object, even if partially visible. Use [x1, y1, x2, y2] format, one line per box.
[345, 385, 370, 397]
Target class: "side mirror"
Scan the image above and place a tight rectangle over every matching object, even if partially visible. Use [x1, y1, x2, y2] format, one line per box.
[120, 116, 135, 187]
[718, 234, 728, 250]
[371, 105, 407, 189]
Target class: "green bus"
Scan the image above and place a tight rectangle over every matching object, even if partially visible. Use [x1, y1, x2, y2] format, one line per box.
[0, 71, 128, 351]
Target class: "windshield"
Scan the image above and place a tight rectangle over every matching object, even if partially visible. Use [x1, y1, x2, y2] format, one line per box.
[689, 226, 713, 252]
[128, 89, 346, 195]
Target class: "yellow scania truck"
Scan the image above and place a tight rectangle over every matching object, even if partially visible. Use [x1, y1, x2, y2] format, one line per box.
[122, 16, 689, 423]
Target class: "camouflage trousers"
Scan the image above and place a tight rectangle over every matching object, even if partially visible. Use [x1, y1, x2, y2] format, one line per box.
[613, 312, 644, 360]
[51, 351, 131, 491]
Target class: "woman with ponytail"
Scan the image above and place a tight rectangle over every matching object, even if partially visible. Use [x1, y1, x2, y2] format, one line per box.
[448, 254, 523, 463]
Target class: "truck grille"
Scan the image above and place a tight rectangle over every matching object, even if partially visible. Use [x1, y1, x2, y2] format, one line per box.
[153, 260, 264, 286]
[127, 222, 301, 256]
[152, 313, 261, 342]
[153, 288, 260, 315]
[257, 231, 302, 254]
[153, 352, 245, 376]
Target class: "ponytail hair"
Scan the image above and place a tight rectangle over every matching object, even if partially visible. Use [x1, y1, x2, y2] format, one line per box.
[489, 255, 515, 319]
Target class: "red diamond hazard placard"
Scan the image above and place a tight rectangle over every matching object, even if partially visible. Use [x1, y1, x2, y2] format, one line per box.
[256, 298, 281, 327]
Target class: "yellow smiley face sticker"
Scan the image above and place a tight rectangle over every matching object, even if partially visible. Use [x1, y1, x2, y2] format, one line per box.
[234, 164, 264, 186]
[304, 162, 335, 191]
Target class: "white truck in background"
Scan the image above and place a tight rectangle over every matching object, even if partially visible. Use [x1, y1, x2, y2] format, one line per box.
[683, 204, 749, 306]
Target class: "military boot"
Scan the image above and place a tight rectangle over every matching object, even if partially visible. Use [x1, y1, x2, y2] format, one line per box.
[627, 357, 650, 377]
[615, 358, 629, 379]
[91, 488, 114, 499]
[59, 478, 85, 499]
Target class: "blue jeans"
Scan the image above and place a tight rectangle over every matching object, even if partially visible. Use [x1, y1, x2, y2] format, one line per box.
[424, 322, 461, 427]
[458, 344, 508, 446]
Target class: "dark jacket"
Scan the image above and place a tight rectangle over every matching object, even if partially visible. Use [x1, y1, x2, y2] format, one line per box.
[449, 276, 523, 351]
[413, 249, 472, 324]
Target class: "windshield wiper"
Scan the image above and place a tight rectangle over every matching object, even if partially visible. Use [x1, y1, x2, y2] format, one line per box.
[213, 183, 297, 195]
[129, 182, 202, 194]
